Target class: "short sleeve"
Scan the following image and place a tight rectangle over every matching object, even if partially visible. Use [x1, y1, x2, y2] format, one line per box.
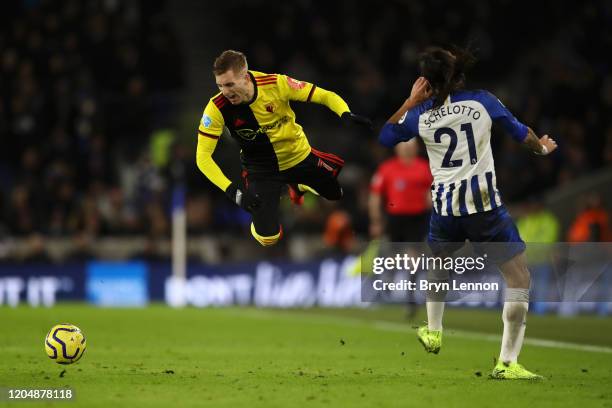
[379, 111, 419, 147]
[398, 108, 420, 138]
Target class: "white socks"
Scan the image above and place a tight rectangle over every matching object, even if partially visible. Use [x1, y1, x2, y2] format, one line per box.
[499, 288, 530, 364]
[427, 301, 445, 331]
[425, 274, 448, 332]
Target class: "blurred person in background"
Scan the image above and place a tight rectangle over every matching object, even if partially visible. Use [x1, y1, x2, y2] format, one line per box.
[516, 197, 560, 245]
[0, 0, 182, 246]
[369, 139, 432, 242]
[516, 196, 560, 314]
[131, 235, 169, 263]
[322, 209, 354, 256]
[368, 138, 432, 318]
[567, 193, 611, 242]
[20, 233, 52, 264]
[65, 231, 96, 262]
[195, 50, 372, 247]
[0, 1, 609, 263]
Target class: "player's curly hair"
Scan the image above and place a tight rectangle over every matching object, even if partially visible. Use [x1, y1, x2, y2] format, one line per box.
[213, 50, 248, 75]
[419, 45, 477, 109]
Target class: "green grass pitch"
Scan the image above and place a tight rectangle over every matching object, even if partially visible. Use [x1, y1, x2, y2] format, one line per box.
[1, 304, 611, 407]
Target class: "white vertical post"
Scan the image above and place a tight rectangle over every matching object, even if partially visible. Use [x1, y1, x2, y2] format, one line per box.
[171, 185, 187, 307]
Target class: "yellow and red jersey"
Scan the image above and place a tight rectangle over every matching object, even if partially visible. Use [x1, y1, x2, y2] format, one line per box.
[196, 70, 350, 192]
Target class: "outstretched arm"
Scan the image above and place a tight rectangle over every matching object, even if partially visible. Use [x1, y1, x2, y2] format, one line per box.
[279, 74, 371, 127]
[309, 86, 372, 127]
[481, 91, 558, 156]
[308, 86, 350, 117]
[522, 127, 558, 156]
[309, 87, 372, 127]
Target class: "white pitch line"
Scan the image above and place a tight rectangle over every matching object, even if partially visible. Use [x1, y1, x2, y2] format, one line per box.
[230, 309, 612, 354]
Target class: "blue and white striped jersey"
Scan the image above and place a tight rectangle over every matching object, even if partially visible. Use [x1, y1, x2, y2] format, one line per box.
[379, 90, 528, 216]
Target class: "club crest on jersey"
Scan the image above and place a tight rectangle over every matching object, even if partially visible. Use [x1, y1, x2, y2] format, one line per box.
[287, 77, 306, 90]
[265, 103, 275, 113]
[234, 118, 246, 127]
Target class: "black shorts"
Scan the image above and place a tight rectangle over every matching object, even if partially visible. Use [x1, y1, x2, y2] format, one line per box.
[243, 148, 344, 237]
[386, 213, 430, 242]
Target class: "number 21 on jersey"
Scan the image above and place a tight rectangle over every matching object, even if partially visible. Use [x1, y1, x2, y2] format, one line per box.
[433, 122, 478, 168]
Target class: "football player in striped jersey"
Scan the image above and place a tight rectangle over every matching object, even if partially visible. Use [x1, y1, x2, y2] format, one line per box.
[379, 46, 557, 379]
[196, 50, 371, 246]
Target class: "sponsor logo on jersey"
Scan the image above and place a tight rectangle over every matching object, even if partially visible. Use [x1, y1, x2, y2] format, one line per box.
[234, 116, 291, 141]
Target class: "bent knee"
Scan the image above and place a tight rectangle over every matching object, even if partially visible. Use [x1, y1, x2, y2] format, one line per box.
[251, 223, 283, 246]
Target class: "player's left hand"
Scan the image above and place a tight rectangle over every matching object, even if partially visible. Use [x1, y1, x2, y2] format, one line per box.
[342, 112, 373, 129]
[538, 135, 558, 155]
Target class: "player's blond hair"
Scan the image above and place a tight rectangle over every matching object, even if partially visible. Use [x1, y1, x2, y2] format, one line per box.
[213, 50, 248, 75]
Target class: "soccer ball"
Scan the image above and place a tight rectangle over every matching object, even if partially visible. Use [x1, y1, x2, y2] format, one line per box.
[44, 324, 87, 364]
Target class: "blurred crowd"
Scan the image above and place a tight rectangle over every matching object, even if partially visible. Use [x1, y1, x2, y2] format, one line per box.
[220, 0, 612, 249]
[1, 0, 611, 261]
[0, 0, 183, 241]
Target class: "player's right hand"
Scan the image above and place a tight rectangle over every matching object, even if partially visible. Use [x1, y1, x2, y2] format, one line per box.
[225, 182, 262, 213]
[538, 135, 558, 155]
[407, 76, 432, 105]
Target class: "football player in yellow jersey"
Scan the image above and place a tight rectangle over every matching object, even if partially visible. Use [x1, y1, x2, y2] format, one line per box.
[196, 50, 371, 246]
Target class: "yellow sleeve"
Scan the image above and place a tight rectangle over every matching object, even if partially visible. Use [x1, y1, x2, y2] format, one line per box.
[198, 99, 225, 138]
[277, 74, 350, 117]
[195, 101, 231, 192]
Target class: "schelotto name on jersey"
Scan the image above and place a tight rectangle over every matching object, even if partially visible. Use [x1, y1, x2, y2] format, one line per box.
[424, 104, 482, 127]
